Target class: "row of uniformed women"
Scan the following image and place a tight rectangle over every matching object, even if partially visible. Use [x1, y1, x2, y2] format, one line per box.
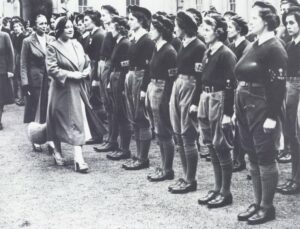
[91, 2, 293, 225]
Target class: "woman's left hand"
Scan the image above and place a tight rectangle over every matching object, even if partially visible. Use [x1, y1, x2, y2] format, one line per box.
[222, 115, 232, 127]
[263, 118, 277, 133]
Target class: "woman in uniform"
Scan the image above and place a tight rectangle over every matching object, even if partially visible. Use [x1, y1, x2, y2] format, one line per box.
[235, 1, 287, 224]
[168, 11, 206, 194]
[146, 14, 177, 182]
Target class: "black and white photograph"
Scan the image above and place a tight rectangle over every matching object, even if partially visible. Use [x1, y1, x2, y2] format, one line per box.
[0, 0, 299, 228]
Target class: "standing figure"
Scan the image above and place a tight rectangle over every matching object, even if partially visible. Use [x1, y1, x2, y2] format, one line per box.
[46, 17, 106, 173]
[20, 14, 55, 152]
[146, 14, 177, 182]
[168, 11, 206, 194]
[0, 30, 14, 130]
[235, 1, 287, 225]
[122, 5, 155, 170]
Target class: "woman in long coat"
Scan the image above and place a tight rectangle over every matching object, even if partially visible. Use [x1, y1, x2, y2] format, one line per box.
[0, 30, 14, 130]
[46, 17, 107, 173]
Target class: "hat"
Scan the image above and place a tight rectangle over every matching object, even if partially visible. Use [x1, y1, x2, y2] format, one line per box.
[27, 122, 47, 145]
[102, 5, 119, 16]
[128, 5, 152, 22]
[281, 0, 300, 7]
[253, 1, 277, 14]
[186, 8, 202, 26]
[176, 11, 198, 34]
[152, 14, 174, 41]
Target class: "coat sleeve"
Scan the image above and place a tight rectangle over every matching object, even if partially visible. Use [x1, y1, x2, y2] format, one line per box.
[20, 38, 29, 86]
[5, 33, 15, 74]
[46, 44, 73, 86]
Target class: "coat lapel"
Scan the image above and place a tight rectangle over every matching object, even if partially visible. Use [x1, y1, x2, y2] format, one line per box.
[31, 33, 46, 56]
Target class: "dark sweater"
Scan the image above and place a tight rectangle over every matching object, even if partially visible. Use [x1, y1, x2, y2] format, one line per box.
[228, 39, 250, 61]
[235, 37, 288, 120]
[171, 37, 182, 53]
[128, 33, 155, 92]
[86, 28, 105, 61]
[177, 38, 206, 105]
[110, 37, 131, 92]
[286, 40, 300, 78]
[11, 33, 26, 54]
[100, 32, 116, 61]
[201, 45, 237, 116]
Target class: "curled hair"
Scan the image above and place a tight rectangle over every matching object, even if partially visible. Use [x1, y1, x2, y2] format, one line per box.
[152, 15, 174, 42]
[101, 5, 119, 16]
[253, 1, 280, 31]
[204, 14, 228, 42]
[84, 10, 102, 27]
[111, 16, 130, 37]
[34, 14, 47, 26]
[230, 15, 249, 36]
[282, 6, 300, 26]
[131, 10, 150, 30]
[55, 16, 72, 39]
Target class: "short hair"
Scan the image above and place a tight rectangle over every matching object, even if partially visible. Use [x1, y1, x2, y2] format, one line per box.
[34, 14, 47, 26]
[224, 11, 237, 17]
[282, 6, 300, 26]
[230, 15, 249, 36]
[152, 14, 174, 42]
[55, 16, 72, 39]
[204, 14, 228, 42]
[253, 1, 280, 31]
[11, 20, 24, 31]
[84, 10, 102, 27]
[101, 5, 119, 16]
[130, 10, 150, 30]
[111, 16, 130, 37]
[75, 14, 84, 25]
[2, 17, 11, 27]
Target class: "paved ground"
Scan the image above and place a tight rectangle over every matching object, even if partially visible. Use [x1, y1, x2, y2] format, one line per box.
[0, 104, 299, 229]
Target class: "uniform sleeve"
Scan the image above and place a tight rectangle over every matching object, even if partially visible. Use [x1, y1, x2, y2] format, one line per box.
[265, 45, 288, 120]
[223, 51, 237, 117]
[100, 32, 115, 61]
[192, 43, 206, 105]
[5, 33, 15, 74]
[20, 38, 29, 86]
[140, 39, 155, 92]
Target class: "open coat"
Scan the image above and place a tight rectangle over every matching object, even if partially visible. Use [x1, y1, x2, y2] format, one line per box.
[46, 39, 107, 145]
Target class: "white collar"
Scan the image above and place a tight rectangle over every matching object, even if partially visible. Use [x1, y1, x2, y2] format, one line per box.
[182, 36, 196, 48]
[293, 35, 300, 45]
[156, 40, 167, 51]
[258, 32, 275, 46]
[91, 27, 99, 35]
[117, 36, 123, 44]
[235, 36, 246, 47]
[209, 41, 223, 55]
[82, 31, 89, 39]
[134, 28, 147, 42]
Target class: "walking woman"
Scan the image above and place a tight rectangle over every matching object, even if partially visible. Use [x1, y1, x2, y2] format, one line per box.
[168, 11, 206, 193]
[105, 16, 132, 161]
[146, 14, 177, 182]
[20, 14, 54, 151]
[0, 30, 14, 130]
[197, 14, 236, 208]
[122, 5, 155, 170]
[235, 1, 287, 225]
[46, 16, 106, 173]
[276, 6, 300, 195]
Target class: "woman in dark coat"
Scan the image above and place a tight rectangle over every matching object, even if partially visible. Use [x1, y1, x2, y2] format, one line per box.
[20, 14, 54, 151]
[46, 17, 106, 173]
[0, 30, 14, 130]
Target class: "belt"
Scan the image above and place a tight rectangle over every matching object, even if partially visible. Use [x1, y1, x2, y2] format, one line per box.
[151, 79, 165, 84]
[238, 81, 264, 87]
[202, 85, 224, 93]
[178, 74, 196, 80]
[129, 67, 144, 71]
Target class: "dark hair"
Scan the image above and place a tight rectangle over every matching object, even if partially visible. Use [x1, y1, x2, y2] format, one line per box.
[2, 17, 11, 27]
[176, 11, 198, 37]
[75, 14, 84, 25]
[152, 14, 174, 42]
[283, 6, 300, 26]
[204, 14, 228, 42]
[281, 0, 300, 7]
[253, 1, 280, 31]
[10, 20, 24, 31]
[111, 16, 130, 37]
[186, 8, 203, 26]
[55, 16, 72, 39]
[131, 10, 150, 30]
[230, 15, 249, 36]
[101, 5, 119, 16]
[84, 10, 102, 27]
[33, 14, 47, 26]
[224, 11, 237, 18]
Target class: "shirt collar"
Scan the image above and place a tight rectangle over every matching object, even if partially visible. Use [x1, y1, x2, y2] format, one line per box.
[117, 36, 123, 44]
[182, 36, 196, 48]
[91, 27, 99, 35]
[134, 28, 148, 43]
[156, 40, 167, 51]
[293, 35, 300, 45]
[235, 36, 246, 47]
[209, 41, 223, 55]
[258, 32, 275, 46]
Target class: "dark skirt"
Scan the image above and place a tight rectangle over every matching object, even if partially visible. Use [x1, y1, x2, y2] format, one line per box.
[0, 73, 14, 105]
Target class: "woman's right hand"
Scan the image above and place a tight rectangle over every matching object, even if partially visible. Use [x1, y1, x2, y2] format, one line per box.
[69, 71, 84, 80]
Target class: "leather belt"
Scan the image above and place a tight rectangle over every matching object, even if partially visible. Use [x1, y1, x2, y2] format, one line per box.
[202, 85, 224, 93]
[238, 81, 264, 87]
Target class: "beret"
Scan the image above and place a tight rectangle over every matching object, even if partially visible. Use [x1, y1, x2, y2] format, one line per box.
[176, 11, 198, 33]
[128, 5, 152, 22]
[186, 8, 202, 26]
[253, 1, 277, 14]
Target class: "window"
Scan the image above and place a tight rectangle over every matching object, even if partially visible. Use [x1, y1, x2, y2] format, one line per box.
[126, 0, 140, 7]
[79, 0, 91, 13]
[229, 0, 236, 12]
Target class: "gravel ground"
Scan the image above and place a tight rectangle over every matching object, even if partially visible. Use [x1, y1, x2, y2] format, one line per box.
[0, 104, 299, 229]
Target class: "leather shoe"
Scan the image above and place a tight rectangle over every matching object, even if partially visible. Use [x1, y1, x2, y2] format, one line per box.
[207, 193, 232, 208]
[247, 206, 275, 225]
[122, 156, 138, 168]
[94, 142, 118, 153]
[277, 151, 291, 163]
[276, 179, 293, 193]
[280, 181, 300, 195]
[147, 169, 174, 182]
[169, 180, 197, 194]
[122, 159, 149, 170]
[85, 138, 103, 145]
[168, 178, 185, 191]
[238, 204, 260, 221]
[107, 150, 131, 161]
[233, 161, 246, 172]
[198, 190, 219, 205]
[33, 144, 42, 152]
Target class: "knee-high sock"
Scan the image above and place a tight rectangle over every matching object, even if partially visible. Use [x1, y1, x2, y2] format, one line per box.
[260, 162, 279, 209]
[158, 140, 166, 169]
[120, 124, 131, 153]
[290, 138, 300, 182]
[185, 141, 198, 183]
[219, 150, 233, 195]
[249, 161, 262, 206]
[177, 145, 187, 177]
[210, 147, 222, 192]
[162, 138, 175, 173]
[140, 139, 151, 161]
